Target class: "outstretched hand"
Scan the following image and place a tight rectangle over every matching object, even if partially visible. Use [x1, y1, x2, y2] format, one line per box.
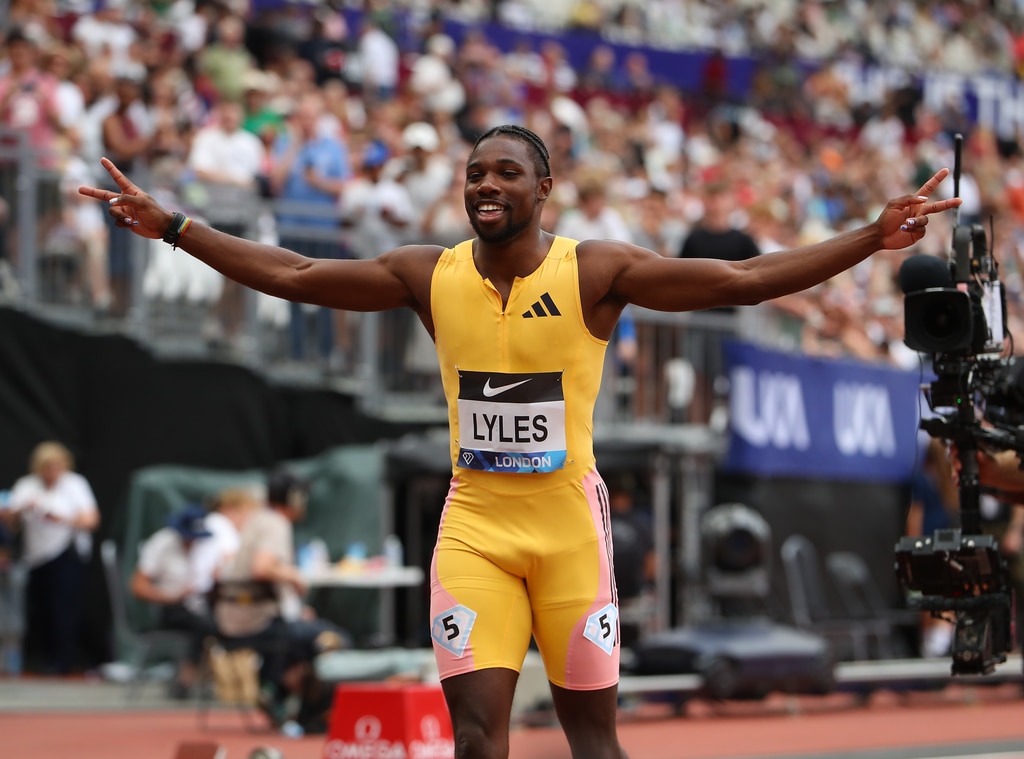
[77, 157, 172, 240]
[876, 167, 961, 251]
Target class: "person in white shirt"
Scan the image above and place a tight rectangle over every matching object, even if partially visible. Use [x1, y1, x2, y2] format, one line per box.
[131, 503, 238, 698]
[355, 17, 400, 103]
[187, 99, 267, 206]
[187, 99, 268, 348]
[554, 174, 634, 244]
[340, 140, 415, 258]
[4, 442, 100, 674]
[387, 122, 453, 240]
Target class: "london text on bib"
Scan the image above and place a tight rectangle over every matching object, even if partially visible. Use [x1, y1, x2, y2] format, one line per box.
[456, 370, 566, 473]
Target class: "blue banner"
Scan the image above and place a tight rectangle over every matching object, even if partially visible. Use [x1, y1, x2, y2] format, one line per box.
[723, 341, 921, 483]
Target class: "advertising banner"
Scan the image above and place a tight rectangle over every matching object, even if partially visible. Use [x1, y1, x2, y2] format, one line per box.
[723, 341, 921, 483]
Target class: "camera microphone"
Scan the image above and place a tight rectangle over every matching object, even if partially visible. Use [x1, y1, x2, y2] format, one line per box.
[898, 253, 953, 294]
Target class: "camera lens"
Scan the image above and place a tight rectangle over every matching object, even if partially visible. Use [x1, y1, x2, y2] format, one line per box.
[904, 289, 973, 353]
[922, 299, 962, 340]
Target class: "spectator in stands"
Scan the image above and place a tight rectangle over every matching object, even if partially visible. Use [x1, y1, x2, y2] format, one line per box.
[187, 99, 268, 352]
[341, 139, 414, 257]
[678, 177, 762, 421]
[145, 68, 202, 177]
[130, 504, 232, 698]
[70, 0, 137, 72]
[44, 155, 111, 310]
[340, 139, 415, 378]
[626, 185, 687, 259]
[100, 64, 152, 317]
[296, 10, 354, 87]
[554, 171, 633, 244]
[407, 33, 465, 119]
[577, 44, 618, 100]
[679, 178, 761, 263]
[3, 442, 99, 675]
[196, 14, 257, 104]
[241, 70, 285, 157]
[269, 90, 350, 367]
[389, 121, 453, 240]
[355, 16, 400, 105]
[0, 28, 66, 264]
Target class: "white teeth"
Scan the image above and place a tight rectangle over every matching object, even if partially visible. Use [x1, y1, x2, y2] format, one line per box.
[478, 204, 502, 212]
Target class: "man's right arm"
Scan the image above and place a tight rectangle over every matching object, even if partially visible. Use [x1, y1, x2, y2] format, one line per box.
[79, 158, 442, 314]
[172, 222, 439, 313]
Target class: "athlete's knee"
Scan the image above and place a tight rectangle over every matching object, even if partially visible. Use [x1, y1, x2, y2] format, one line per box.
[452, 722, 509, 759]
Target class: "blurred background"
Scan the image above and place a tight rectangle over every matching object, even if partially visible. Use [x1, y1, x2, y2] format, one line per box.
[0, 0, 1023, 702]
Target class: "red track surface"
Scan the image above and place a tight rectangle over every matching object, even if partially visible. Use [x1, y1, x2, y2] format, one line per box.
[4, 686, 1023, 759]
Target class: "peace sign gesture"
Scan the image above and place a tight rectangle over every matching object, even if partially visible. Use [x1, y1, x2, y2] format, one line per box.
[77, 157, 173, 240]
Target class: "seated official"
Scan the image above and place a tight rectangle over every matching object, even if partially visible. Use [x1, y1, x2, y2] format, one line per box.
[131, 504, 237, 697]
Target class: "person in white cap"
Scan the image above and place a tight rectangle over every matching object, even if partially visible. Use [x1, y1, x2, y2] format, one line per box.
[389, 121, 453, 241]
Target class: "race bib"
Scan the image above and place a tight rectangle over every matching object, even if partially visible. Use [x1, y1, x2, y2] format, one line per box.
[456, 370, 566, 473]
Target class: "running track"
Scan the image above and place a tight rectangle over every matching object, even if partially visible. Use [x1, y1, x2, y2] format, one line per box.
[3, 683, 1023, 759]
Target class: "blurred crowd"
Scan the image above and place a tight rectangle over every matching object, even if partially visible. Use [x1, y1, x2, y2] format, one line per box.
[4, 0, 1024, 373]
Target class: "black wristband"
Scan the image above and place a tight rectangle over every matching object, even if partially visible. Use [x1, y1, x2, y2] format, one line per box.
[162, 212, 187, 246]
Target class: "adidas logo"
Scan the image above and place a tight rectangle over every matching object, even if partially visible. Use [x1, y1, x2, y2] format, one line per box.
[522, 292, 561, 318]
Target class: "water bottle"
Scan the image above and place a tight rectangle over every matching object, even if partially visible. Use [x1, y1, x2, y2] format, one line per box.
[382, 534, 404, 568]
[297, 542, 313, 571]
[307, 538, 329, 570]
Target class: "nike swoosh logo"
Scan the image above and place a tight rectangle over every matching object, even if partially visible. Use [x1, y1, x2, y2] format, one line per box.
[482, 378, 532, 397]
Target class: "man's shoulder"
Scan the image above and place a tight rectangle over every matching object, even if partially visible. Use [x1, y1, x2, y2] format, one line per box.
[573, 237, 642, 260]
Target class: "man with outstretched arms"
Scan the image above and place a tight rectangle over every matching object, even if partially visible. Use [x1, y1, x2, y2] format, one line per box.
[81, 124, 958, 759]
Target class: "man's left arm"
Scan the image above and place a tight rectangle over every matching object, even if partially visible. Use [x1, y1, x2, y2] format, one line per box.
[607, 169, 959, 313]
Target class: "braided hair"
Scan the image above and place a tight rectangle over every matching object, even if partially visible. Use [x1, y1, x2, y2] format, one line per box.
[473, 124, 551, 179]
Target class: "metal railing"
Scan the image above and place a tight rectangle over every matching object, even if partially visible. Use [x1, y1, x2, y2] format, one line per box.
[2, 139, 749, 425]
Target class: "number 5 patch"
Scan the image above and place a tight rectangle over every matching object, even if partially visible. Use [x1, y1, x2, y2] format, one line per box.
[583, 603, 618, 655]
[431, 605, 477, 657]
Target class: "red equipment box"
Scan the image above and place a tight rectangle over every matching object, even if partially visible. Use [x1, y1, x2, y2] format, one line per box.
[324, 683, 454, 759]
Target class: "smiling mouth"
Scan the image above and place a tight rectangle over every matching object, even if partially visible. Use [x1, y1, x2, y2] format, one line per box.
[475, 202, 506, 221]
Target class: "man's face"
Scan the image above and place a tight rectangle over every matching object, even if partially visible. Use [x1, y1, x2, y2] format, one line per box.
[285, 489, 308, 523]
[218, 102, 243, 133]
[7, 39, 35, 72]
[38, 458, 65, 487]
[464, 136, 549, 244]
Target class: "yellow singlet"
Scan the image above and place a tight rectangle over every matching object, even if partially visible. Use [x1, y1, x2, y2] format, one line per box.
[427, 237, 621, 690]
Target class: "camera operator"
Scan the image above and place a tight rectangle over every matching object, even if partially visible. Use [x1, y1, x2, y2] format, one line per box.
[949, 444, 1024, 654]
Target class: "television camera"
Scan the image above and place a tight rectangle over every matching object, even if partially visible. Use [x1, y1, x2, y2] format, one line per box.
[896, 134, 1019, 676]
